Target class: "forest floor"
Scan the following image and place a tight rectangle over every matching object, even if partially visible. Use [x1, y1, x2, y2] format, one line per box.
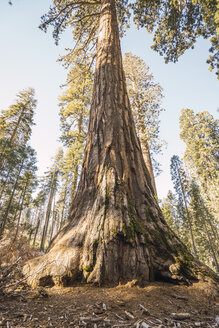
[0, 236, 218, 328]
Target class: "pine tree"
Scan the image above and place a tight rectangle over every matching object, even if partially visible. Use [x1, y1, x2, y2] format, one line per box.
[0, 89, 37, 239]
[179, 109, 219, 220]
[0, 145, 37, 238]
[0, 89, 37, 208]
[170, 155, 197, 258]
[123, 52, 165, 195]
[59, 59, 93, 202]
[161, 191, 181, 239]
[189, 181, 219, 272]
[23, 0, 218, 287]
[162, 184, 219, 272]
[40, 149, 63, 251]
[32, 191, 47, 247]
[0, 88, 36, 172]
[14, 169, 38, 241]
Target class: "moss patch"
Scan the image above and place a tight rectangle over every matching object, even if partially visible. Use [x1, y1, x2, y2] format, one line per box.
[122, 217, 135, 240]
[83, 265, 93, 272]
[111, 226, 118, 234]
[120, 201, 147, 241]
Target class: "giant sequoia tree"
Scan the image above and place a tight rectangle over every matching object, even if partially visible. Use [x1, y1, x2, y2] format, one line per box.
[23, 0, 218, 286]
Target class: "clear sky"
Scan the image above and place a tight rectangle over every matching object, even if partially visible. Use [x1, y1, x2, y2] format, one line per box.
[0, 0, 218, 199]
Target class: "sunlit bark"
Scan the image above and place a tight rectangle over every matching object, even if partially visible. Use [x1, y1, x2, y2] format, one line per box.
[23, 0, 217, 287]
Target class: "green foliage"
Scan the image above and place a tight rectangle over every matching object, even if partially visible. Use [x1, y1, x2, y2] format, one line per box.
[39, 148, 63, 251]
[163, 154, 219, 271]
[59, 58, 93, 203]
[40, 0, 130, 43]
[170, 155, 198, 257]
[59, 61, 92, 148]
[161, 191, 181, 236]
[40, 0, 101, 68]
[179, 108, 219, 219]
[0, 88, 36, 147]
[132, 0, 218, 76]
[165, 109, 219, 271]
[0, 89, 38, 238]
[170, 155, 190, 202]
[40, 0, 218, 76]
[33, 190, 47, 208]
[29, 58, 93, 248]
[189, 181, 219, 270]
[0, 145, 38, 237]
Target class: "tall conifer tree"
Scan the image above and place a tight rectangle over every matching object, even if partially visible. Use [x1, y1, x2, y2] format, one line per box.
[24, 0, 218, 286]
[170, 155, 198, 258]
[179, 109, 219, 220]
[59, 59, 93, 202]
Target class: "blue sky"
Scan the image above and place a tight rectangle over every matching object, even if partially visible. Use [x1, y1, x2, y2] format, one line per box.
[0, 0, 218, 199]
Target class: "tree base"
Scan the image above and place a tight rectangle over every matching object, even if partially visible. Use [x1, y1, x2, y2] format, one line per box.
[23, 233, 218, 288]
[23, 170, 219, 288]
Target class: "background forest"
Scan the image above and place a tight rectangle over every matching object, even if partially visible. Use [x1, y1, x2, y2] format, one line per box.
[0, 1, 218, 274]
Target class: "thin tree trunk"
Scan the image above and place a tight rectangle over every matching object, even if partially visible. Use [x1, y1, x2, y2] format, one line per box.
[49, 212, 57, 246]
[28, 230, 33, 245]
[176, 163, 198, 258]
[183, 195, 198, 258]
[12, 190, 23, 223]
[30, 207, 39, 228]
[40, 169, 56, 251]
[0, 105, 25, 171]
[8, 106, 25, 144]
[204, 209, 219, 242]
[33, 208, 42, 247]
[0, 183, 18, 237]
[0, 158, 24, 238]
[48, 193, 57, 246]
[59, 184, 68, 230]
[0, 170, 11, 202]
[202, 217, 219, 272]
[14, 181, 29, 241]
[14, 203, 24, 241]
[23, 0, 217, 287]
[69, 163, 79, 205]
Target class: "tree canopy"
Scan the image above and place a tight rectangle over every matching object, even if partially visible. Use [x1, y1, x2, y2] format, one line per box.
[40, 0, 218, 75]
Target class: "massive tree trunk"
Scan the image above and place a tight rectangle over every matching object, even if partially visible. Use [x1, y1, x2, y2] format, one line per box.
[23, 0, 218, 287]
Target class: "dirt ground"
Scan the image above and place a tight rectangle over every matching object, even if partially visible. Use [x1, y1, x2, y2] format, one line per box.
[0, 236, 218, 328]
[0, 281, 219, 328]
